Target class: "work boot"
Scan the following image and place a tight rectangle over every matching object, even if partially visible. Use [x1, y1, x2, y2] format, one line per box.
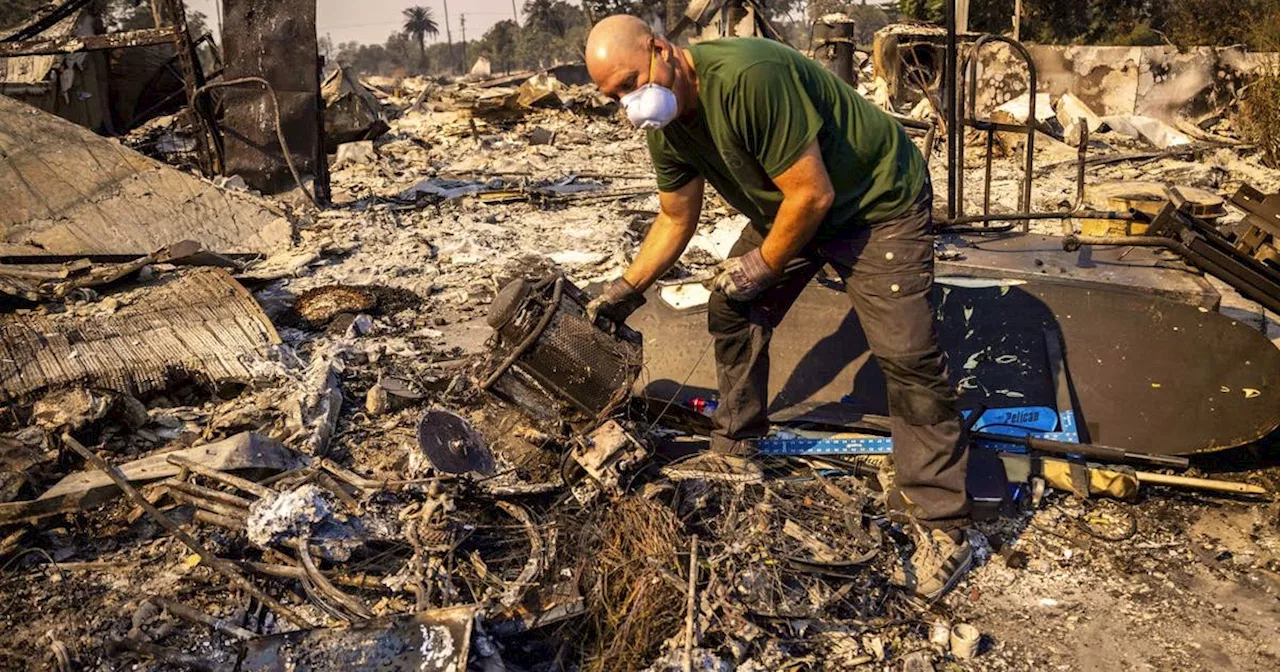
[891, 526, 973, 601]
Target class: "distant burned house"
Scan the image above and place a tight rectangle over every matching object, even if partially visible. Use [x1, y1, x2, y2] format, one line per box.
[0, 7, 112, 131]
[0, 3, 218, 135]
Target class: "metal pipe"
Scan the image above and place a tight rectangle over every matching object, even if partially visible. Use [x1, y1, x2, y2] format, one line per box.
[192, 78, 317, 209]
[922, 124, 938, 169]
[167, 490, 247, 520]
[166, 479, 254, 509]
[1136, 471, 1269, 496]
[150, 596, 257, 642]
[1062, 235, 1188, 253]
[983, 128, 994, 215]
[1069, 121, 1089, 234]
[946, 209, 1138, 227]
[167, 454, 275, 499]
[944, 0, 958, 220]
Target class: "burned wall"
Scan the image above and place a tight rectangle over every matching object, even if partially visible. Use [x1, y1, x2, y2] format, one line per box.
[969, 43, 1272, 121]
[219, 0, 323, 195]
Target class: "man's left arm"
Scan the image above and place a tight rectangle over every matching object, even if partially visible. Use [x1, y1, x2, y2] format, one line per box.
[758, 141, 834, 272]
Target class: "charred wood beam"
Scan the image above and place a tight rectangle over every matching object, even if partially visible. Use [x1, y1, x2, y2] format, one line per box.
[0, 27, 179, 57]
[1, 0, 94, 43]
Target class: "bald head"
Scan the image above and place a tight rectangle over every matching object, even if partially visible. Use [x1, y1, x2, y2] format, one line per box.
[586, 15, 653, 89]
[586, 15, 698, 119]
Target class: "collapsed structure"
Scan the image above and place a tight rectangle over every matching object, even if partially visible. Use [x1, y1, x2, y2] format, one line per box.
[1, 1, 1279, 671]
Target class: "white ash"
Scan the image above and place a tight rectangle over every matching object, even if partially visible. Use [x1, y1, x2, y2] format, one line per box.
[246, 484, 337, 549]
[246, 484, 364, 561]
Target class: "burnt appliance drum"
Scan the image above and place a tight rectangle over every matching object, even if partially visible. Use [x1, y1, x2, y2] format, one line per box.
[482, 275, 642, 423]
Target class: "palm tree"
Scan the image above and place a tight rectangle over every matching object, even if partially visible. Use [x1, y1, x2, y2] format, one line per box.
[402, 6, 440, 71]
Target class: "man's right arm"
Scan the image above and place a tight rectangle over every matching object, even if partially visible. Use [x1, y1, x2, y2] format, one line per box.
[621, 176, 705, 291]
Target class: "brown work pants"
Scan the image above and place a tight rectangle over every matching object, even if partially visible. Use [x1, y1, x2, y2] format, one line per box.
[707, 180, 970, 531]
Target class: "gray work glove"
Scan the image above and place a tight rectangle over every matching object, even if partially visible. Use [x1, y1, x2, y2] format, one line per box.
[587, 277, 646, 325]
[708, 248, 781, 302]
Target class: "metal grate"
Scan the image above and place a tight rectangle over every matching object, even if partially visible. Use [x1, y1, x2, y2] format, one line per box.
[487, 275, 641, 420]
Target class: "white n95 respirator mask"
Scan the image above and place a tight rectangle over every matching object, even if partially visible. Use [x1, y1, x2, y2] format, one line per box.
[622, 84, 678, 130]
[621, 43, 678, 130]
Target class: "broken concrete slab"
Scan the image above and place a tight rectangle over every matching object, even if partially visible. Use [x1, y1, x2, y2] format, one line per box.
[0, 95, 294, 255]
[468, 56, 492, 80]
[992, 92, 1055, 125]
[330, 140, 376, 170]
[517, 73, 564, 109]
[1055, 92, 1103, 145]
[0, 267, 281, 404]
[1099, 114, 1192, 149]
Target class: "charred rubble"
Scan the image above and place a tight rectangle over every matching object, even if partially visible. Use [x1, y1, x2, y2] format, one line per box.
[1, 2, 1280, 672]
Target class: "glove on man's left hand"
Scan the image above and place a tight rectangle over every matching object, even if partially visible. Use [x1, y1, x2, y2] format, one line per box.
[709, 248, 781, 302]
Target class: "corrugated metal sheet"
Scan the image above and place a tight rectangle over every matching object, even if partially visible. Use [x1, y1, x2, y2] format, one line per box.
[0, 267, 280, 403]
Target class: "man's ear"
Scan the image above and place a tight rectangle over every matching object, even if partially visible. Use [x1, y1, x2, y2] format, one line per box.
[654, 38, 677, 78]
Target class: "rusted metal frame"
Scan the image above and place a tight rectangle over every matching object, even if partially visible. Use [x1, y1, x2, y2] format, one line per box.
[313, 51, 332, 205]
[1153, 208, 1280, 314]
[149, 0, 165, 30]
[983, 128, 994, 215]
[1063, 235, 1188, 252]
[949, 209, 1138, 228]
[124, 33, 223, 133]
[0, 27, 178, 56]
[922, 124, 938, 169]
[161, 0, 222, 176]
[966, 119, 1032, 134]
[1232, 184, 1280, 237]
[0, 3, 222, 176]
[192, 78, 320, 209]
[958, 34, 1038, 230]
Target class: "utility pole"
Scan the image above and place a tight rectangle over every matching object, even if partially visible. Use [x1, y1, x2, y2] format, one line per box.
[1013, 0, 1022, 41]
[460, 14, 467, 73]
[442, 0, 454, 73]
[511, 0, 519, 24]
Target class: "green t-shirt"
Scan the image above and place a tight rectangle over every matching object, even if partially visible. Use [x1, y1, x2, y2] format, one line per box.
[648, 38, 925, 235]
